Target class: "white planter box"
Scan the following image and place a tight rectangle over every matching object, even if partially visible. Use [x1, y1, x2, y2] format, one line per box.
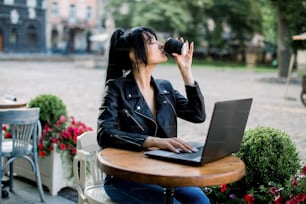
[14, 150, 75, 196]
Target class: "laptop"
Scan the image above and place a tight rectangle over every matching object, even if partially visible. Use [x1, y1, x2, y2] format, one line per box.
[144, 98, 253, 166]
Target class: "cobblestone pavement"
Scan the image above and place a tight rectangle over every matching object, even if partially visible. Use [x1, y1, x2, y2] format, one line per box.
[0, 59, 305, 203]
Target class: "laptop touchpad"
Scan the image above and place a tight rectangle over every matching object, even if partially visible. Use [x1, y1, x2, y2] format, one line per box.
[146, 149, 175, 157]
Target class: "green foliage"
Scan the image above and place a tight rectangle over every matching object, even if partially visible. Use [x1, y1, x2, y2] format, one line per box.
[206, 127, 304, 203]
[105, 0, 305, 52]
[206, 165, 306, 203]
[269, 0, 306, 50]
[205, 0, 263, 50]
[28, 94, 68, 127]
[236, 126, 301, 188]
[259, 0, 276, 44]
[105, 0, 265, 54]
[132, 1, 192, 33]
[105, 0, 213, 45]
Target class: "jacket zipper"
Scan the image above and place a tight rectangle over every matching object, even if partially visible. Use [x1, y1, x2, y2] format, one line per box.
[135, 112, 158, 137]
[123, 109, 145, 132]
[164, 96, 177, 117]
[110, 134, 142, 147]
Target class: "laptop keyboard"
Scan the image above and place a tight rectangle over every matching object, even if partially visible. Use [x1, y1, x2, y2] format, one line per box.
[171, 146, 204, 159]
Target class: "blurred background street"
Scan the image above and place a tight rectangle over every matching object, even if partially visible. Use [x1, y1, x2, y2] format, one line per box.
[1, 59, 305, 164]
[1, 0, 305, 203]
[1, 57, 306, 203]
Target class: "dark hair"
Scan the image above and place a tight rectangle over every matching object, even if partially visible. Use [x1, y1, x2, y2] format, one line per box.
[105, 26, 157, 82]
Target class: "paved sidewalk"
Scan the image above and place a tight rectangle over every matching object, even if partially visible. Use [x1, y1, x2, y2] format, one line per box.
[1, 60, 305, 203]
[1, 177, 76, 204]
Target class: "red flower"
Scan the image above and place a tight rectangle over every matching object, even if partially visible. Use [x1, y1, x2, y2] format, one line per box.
[2, 124, 12, 138]
[52, 138, 58, 144]
[285, 200, 297, 204]
[71, 116, 76, 125]
[60, 143, 66, 150]
[68, 144, 73, 150]
[71, 148, 76, 155]
[270, 187, 277, 195]
[38, 114, 92, 178]
[5, 132, 12, 138]
[73, 135, 77, 143]
[43, 125, 51, 134]
[2, 124, 7, 131]
[39, 151, 46, 157]
[57, 115, 67, 125]
[220, 184, 227, 193]
[303, 166, 306, 175]
[244, 194, 255, 204]
[38, 143, 44, 150]
[291, 177, 298, 186]
[274, 195, 282, 204]
[49, 145, 54, 151]
[294, 193, 306, 202]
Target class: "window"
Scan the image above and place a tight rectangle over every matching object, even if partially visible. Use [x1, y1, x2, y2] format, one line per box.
[69, 4, 76, 21]
[86, 6, 93, 20]
[28, 8, 36, 19]
[9, 28, 18, 45]
[42, 0, 47, 10]
[4, 0, 14, 5]
[27, 25, 37, 45]
[10, 9, 19, 24]
[51, 29, 59, 49]
[51, 2, 59, 17]
[27, 0, 37, 8]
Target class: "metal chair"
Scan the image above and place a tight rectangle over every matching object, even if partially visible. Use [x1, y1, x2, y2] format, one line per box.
[73, 131, 116, 204]
[0, 108, 45, 202]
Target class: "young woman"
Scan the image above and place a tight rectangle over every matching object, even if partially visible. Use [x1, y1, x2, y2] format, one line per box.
[97, 26, 210, 204]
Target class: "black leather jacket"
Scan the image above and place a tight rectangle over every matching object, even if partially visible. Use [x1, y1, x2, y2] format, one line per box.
[97, 72, 206, 151]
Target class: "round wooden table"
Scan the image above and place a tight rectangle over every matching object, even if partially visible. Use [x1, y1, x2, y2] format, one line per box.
[0, 100, 27, 109]
[98, 148, 245, 204]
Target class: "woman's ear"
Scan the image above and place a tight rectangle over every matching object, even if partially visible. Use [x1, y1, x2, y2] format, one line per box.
[129, 50, 136, 62]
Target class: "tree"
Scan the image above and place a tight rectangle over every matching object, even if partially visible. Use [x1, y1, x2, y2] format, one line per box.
[131, 1, 192, 34]
[105, 0, 264, 56]
[203, 0, 263, 60]
[104, 0, 305, 73]
[269, 0, 306, 77]
[105, 0, 212, 45]
[260, 0, 276, 45]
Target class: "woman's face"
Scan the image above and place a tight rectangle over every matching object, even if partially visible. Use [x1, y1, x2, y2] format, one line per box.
[144, 33, 168, 65]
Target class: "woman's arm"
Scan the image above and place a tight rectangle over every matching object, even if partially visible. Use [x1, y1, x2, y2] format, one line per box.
[97, 81, 148, 151]
[173, 39, 195, 86]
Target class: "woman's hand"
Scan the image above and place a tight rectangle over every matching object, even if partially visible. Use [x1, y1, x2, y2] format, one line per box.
[173, 38, 195, 86]
[143, 136, 198, 153]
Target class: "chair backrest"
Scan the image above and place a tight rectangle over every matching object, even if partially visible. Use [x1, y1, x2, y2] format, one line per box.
[76, 131, 103, 187]
[77, 131, 100, 152]
[0, 108, 40, 156]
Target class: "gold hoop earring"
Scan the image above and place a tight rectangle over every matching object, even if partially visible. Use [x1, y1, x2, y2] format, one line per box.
[132, 62, 140, 72]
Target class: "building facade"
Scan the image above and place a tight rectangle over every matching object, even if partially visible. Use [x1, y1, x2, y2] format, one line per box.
[0, 0, 47, 53]
[46, 0, 100, 54]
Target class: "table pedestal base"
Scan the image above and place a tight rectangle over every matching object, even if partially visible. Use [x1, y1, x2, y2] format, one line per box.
[164, 187, 175, 204]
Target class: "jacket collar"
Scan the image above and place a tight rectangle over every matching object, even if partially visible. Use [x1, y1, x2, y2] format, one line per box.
[123, 73, 175, 137]
[124, 72, 169, 100]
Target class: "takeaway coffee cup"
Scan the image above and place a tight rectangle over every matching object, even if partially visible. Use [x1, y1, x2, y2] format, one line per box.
[163, 38, 189, 55]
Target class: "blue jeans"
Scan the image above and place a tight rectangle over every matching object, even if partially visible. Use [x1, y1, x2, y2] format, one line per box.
[104, 177, 211, 204]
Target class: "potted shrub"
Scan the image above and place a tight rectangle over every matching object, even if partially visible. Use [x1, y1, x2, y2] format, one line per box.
[206, 126, 304, 203]
[14, 94, 93, 195]
[27, 94, 68, 127]
[237, 126, 300, 188]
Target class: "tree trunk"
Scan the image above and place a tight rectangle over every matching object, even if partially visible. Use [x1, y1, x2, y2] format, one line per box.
[277, 12, 290, 77]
